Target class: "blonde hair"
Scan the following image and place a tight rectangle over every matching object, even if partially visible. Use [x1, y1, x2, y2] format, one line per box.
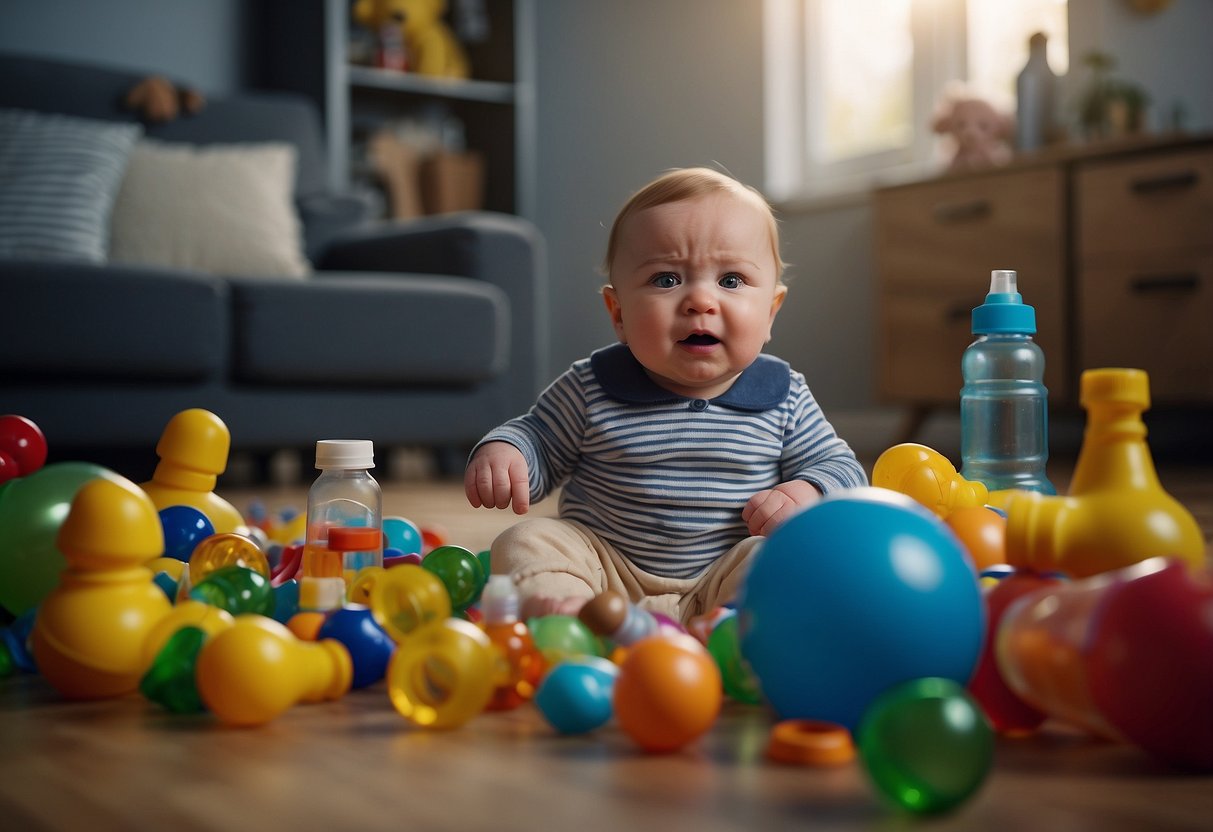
[602, 167, 786, 281]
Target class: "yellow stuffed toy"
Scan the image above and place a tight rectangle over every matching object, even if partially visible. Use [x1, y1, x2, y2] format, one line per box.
[354, 0, 470, 79]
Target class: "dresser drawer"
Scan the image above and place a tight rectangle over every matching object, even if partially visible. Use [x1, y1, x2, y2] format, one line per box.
[1077, 146, 1213, 259]
[879, 288, 1069, 404]
[874, 166, 1065, 293]
[1078, 251, 1213, 402]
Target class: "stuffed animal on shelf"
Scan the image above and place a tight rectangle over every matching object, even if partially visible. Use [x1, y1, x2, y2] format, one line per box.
[353, 0, 471, 79]
[931, 91, 1014, 171]
[123, 76, 206, 123]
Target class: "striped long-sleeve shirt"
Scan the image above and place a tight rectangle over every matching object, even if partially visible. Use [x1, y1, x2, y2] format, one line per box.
[477, 343, 868, 578]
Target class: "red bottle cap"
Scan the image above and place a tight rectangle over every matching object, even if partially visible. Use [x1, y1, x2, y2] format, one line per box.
[327, 527, 381, 551]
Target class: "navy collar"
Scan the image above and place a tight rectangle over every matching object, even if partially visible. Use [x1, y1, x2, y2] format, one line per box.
[589, 342, 790, 411]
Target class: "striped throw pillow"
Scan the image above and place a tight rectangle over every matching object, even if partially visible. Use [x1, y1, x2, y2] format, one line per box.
[0, 108, 143, 263]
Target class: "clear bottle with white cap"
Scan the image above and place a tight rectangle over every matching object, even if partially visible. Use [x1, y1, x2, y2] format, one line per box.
[303, 440, 383, 606]
[959, 270, 1056, 496]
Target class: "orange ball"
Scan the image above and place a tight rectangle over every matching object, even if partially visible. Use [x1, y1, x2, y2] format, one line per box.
[613, 634, 722, 752]
[286, 611, 328, 641]
[945, 506, 1007, 571]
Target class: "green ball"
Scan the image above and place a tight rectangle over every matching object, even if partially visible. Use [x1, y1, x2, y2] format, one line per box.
[526, 614, 604, 662]
[0, 462, 124, 615]
[706, 614, 762, 704]
[422, 545, 486, 611]
[858, 677, 994, 815]
[189, 566, 274, 616]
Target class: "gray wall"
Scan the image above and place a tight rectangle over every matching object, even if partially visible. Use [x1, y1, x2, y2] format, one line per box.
[0, 0, 249, 93]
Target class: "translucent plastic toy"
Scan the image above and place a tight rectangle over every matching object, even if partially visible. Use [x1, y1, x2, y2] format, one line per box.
[858, 677, 994, 815]
[613, 634, 722, 753]
[189, 532, 270, 583]
[31, 476, 172, 699]
[386, 617, 502, 728]
[195, 615, 352, 727]
[1004, 368, 1204, 578]
[959, 269, 1055, 496]
[139, 409, 243, 533]
[996, 556, 1213, 770]
[369, 563, 452, 642]
[189, 565, 275, 617]
[871, 443, 988, 518]
[480, 576, 545, 711]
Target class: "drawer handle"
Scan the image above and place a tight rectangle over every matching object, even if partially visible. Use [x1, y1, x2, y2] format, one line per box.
[1129, 170, 1199, 194]
[1129, 273, 1201, 293]
[932, 199, 991, 223]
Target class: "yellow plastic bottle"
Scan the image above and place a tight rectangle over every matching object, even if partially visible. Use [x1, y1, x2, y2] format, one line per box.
[1005, 368, 1205, 577]
[195, 615, 352, 727]
[31, 476, 173, 699]
[871, 443, 989, 518]
[140, 409, 243, 533]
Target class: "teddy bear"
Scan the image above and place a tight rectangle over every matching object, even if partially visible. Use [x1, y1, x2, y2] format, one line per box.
[354, 0, 470, 79]
[931, 92, 1014, 171]
[123, 76, 206, 123]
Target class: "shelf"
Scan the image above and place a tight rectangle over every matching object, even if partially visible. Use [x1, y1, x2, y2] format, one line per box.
[347, 65, 516, 104]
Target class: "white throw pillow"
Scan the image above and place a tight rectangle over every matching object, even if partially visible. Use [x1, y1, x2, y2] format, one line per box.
[109, 140, 311, 277]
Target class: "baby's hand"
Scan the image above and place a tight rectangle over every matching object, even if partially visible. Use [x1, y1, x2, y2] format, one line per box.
[465, 441, 531, 514]
[742, 480, 821, 537]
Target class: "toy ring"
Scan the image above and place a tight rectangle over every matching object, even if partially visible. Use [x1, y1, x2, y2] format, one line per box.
[766, 719, 856, 766]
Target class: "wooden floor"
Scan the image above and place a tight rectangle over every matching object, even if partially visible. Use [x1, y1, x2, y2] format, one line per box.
[2, 457, 1211, 831]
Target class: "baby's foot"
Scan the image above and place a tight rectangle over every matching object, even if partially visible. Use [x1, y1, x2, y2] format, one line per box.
[521, 594, 588, 619]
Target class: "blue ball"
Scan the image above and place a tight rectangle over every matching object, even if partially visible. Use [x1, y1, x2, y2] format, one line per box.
[533, 657, 619, 735]
[739, 487, 985, 731]
[316, 605, 396, 689]
[383, 516, 423, 556]
[158, 505, 215, 562]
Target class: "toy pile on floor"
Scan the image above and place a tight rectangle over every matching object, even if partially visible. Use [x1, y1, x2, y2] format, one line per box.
[0, 372, 1210, 819]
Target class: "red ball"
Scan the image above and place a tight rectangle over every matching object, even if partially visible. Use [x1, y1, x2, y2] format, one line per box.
[613, 634, 722, 753]
[0, 415, 48, 476]
[1087, 559, 1213, 770]
[968, 571, 1059, 735]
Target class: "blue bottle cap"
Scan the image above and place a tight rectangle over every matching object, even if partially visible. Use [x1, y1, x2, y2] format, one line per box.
[971, 269, 1036, 334]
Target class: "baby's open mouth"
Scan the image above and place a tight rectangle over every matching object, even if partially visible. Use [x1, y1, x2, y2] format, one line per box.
[680, 333, 720, 346]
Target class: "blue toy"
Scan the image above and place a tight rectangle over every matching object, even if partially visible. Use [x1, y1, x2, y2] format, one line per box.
[533, 657, 619, 735]
[158, 505, 215, 562]
[739, 487, 985, 730]
[383, 516, 423, 556]
[316, 604, 396, 689]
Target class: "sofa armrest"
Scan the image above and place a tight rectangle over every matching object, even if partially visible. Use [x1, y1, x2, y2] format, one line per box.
[314, 211, 548, 410]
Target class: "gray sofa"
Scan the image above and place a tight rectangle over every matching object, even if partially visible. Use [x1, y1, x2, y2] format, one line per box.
[0, 54, 546, 475]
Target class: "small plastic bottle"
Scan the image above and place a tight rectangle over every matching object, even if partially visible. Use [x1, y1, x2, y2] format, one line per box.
[304, 440, 383, 587]
[959, 270, 1056, 496]
[480, 575, 545, 711]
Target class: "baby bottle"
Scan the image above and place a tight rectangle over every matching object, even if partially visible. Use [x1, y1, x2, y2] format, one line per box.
[959, 270, 1055, 496]
[304, 440, 383, 589]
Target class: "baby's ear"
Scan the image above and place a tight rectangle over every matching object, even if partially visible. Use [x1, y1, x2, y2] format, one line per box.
[602, 285, 627, 342]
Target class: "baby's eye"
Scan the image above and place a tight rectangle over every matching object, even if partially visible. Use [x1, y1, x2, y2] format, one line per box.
[719, 273, 744, 289]
[651, 272, 680, 288]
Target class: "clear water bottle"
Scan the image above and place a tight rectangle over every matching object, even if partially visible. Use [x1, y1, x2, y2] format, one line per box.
[1015, 32, 1058, 153]
[305, 440, 383, 587]
[960, 270, 1056, 495]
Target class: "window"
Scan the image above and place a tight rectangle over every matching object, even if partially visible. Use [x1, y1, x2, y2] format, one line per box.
[764, 0, 1068, 203]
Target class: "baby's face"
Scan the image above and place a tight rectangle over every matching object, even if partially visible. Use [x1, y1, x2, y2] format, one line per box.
[604, 191, 786, 400]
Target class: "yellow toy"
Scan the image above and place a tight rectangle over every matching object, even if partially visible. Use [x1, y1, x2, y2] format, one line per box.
[872, 443, 989, 518]
[1005, 368, 1205, 578]
[386, 617, 501, 728]
[140, 408, 243, 534]
[353, 0, 470, 79]
[195, 615, 352, 727]
[31, 476, 172, 699]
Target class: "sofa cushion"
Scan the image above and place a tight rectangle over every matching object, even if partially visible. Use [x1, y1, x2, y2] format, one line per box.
[0, 108, 142, 263]
[230, 273, 508, 386]
[109, 140, 311, 277]
[0, 260, 227, 381]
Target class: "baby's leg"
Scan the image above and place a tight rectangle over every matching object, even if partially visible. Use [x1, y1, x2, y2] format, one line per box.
[679, 536, 765, 621]
[490, 518, 615, 616]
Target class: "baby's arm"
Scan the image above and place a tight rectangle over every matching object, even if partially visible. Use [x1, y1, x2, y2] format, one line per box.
[742, 480, 822, 537]
[464, 441, 531, 514]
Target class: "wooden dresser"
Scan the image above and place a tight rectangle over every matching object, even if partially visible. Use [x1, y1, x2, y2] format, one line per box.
[873, 133, 1213, 418]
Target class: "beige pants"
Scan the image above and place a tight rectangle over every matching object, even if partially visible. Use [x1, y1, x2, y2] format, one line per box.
[489, 517, 763, 624]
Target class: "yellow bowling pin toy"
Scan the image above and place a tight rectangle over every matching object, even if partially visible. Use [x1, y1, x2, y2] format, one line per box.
[140, 408, 243, 533]
[872, 443, 989, 518]
[1005, 369, 1205, 578]
[32, 476, 173, 699]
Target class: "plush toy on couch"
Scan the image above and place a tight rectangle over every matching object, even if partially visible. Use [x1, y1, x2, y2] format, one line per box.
[931, 90, 1014, 171]
[354, 0, 470, 79]
[123, 76, 206, 123]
